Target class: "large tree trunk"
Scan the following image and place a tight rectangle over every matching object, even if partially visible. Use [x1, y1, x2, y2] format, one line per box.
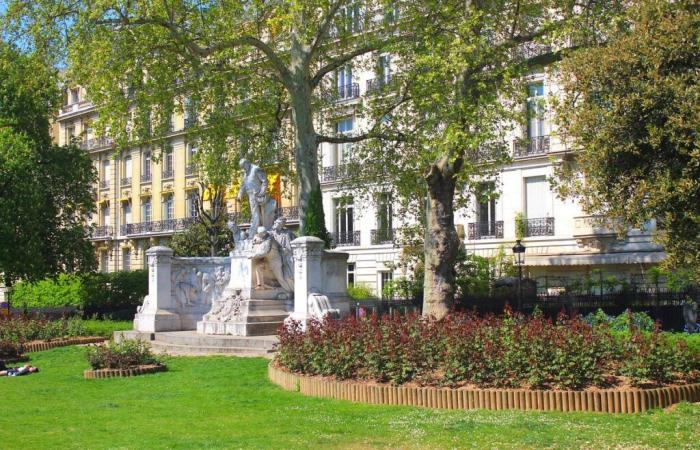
[422, 157, 461, 319]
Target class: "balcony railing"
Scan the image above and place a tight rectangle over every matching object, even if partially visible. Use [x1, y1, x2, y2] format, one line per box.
[513, 136, 550, 158]
[331, 230, 361, 248]
[91, 226, 113, 239]
[141, 173, 151, 183]
[99, 180, 110, 190]
[371, 228, 396, 245]
[162, 169, 174, 179]
[277, 206, 299, 221]
[337, 83, 360, 100]
[322, 164, 349, 182]
[185, 164, 195, 176]
[120, 177, 132, 186]
[524, 217, 555, 237]
[366, 75, 392, 94]
[79, 137, 114, 151]
[122, 218, 197, 236]
[467, 221, 504, 240]
[515, 42, 553, 60]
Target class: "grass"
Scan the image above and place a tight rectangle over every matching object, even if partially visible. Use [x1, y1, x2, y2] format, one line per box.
[0, 347, 699, 449]
[80, 319, 133, 337]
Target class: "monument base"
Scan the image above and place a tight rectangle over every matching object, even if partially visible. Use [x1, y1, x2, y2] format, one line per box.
[133, 310, 182, 333]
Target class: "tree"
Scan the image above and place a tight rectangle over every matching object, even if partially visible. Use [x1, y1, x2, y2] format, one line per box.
[553, 0, 700, 280]
[170, 222, 232, 258]
[0, 43, 96, 291]
[3, 0, 404, 239]
[350, 0, 623, 318]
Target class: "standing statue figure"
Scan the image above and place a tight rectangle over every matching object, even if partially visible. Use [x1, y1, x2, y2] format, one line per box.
[236, 159, 277, 231]
[271, 217, 296, 289]
[249, 226, 293, 293]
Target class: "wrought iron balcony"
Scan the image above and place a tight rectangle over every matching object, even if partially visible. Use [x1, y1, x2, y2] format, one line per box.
[337, 83, 360, 101]
[366, 75, 392, 94]
[122, 218, 197, 236]
[467, 221, 504, 240]
[513, 136, 550, 158]
[331, 230, 361, 248]
[371, 228, 396, 245]
[99, 180, 110, 190]
[120, 177, 132, 186]
[185, 164, 195, 176]
[141, 173, 151, 183]
[322, 164, 349, 182]
[79, 137, 114, 151]
[524, 217, 555, 237]
[277, 206, 299, 221]
[90, 226, 113, 239]
[162, 169, 174, 179]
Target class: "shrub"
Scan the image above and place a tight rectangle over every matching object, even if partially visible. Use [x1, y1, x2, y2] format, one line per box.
[0, 317, 87, 344]
[347, 283, 374, 300]
[11, 270, 147, 317]
[583, 309, 655, 332]
[86, 339, 161, 370]
[277, 311, 700, 389]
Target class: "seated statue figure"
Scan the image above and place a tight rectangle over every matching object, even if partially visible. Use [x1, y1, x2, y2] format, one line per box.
[249, 227, 293, 293]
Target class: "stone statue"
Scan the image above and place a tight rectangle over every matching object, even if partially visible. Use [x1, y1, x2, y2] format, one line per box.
[271, 217, 296, 289]
[236, 159, 277, 231]
[249, 226, 293, 293]
[683, 301, 699, 333]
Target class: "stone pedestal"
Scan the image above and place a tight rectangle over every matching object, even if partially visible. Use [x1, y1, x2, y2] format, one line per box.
[133, 246, 182, 332]
[196, 249, 291, 336]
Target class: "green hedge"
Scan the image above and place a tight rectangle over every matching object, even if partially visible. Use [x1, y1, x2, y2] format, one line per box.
[11, 271, 148, 317]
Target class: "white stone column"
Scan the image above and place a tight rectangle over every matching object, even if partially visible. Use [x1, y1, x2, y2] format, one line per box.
[133, 246, 182, 332]
[288, 236, 325, 324]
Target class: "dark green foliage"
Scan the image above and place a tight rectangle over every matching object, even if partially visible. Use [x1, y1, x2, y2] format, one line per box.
[171, 222, 231, 257]
[86, 339, 161, 370]
[301, 184, 331, 248]
[11, 271, 148, 317]
[0, 317, 86, 344]
[278, 311, 700, 389]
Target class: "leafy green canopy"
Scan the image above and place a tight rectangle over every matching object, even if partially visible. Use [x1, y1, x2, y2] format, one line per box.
[554, 0, 700, 279]
[0, 42, 96, 286]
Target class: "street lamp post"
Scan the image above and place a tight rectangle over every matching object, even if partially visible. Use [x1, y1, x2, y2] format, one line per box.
[512, 239, 526, 311]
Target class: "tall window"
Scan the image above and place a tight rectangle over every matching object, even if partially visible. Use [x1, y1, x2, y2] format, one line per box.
[186, 192, 199, 218]
[123, 155, 132, 183]
[70, 88, 79, 104]
[334, 197, 354, 240]
[163, 195, 174, 220]
[101, 159, 110, 186]
[100, 204, 110, 227]
[184, 97, 198, 127]
[336, 66, 353, 98]
[338, 2, 362, 33]
[142, 151, 151, 180]
[524, 176, 551, 219]
[347, 263, 356, 286]
[162, 148, 174, 178]
[100, 252, 109, 274]
[122, 248, 131, 271]
[380, 272, 394, 300]
[141, 198, 152, 222]
[477, 183, 497, 224]
[335, 118, 354, 164]
[65, 125, 75, 145]
[378, 54, 392, 84]
[527, 82, 546, 139]
[122, 202, 132, 225]
[376, 192, 393, 241]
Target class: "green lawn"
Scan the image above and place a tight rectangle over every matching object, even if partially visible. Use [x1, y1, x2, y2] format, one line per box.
[80, 319, 133, 337]
[1, 347, 698, 449]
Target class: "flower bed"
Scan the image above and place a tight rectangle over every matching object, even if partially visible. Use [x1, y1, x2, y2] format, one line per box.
[277, 311, 700, 390]
[1, 317, 91, 343]
[84, 339, 165, 379]
[268, 363, 700, 413]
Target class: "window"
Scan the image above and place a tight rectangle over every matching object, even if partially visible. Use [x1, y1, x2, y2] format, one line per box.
[524, 176, 551, 219]
[122, 248, 131, 271]
[336, 66, 353, 98]
[163, 195, 174, 220]
[375, 193, 393, 243]
[162, 149, 174, 178]
[65, 126, 75, 145]
[122, 202, 132, 225]
[70, 88, 79, 104]
[142, 198, 152, 223]
[338, 2, 362, 33]
[184, 97, 198, 127]
[334, 197, 354, 243]
[378, 55, 392, 84]
[123, 155, 132, 180]
[380, 271, 394, 300]
[347, 263, 356, 286]
[477, 183, 497, 224]
[335, 118, 354, 165]
[102, 159, 110, 183]
[186, 143, 198, 174]
[101, 204, 110, 227]
[142, 151, 151, 180]
[187, 192, 199, 218]
[100, 252, 109, 274]
[527, 82, 546, 139]
[384, 1, 400, 23]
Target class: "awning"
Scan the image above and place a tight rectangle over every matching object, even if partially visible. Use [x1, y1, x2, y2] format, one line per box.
[119, 197, 131, 203]
[139, 191, 152, 197]
[521, 251, 666, 267]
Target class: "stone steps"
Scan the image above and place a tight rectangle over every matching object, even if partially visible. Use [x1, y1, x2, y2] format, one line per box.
[149, 341, 275, 358]
[154, 331, 278, 349]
